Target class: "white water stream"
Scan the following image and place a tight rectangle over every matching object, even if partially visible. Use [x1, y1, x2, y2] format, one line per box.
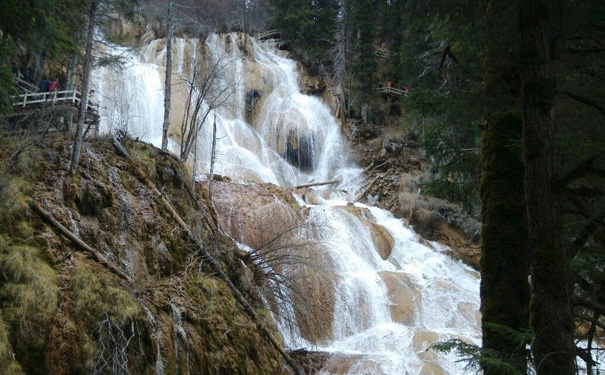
[93, 33, 481, 375]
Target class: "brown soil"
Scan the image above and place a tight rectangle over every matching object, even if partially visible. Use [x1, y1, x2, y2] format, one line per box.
[342, 118, 481, 269]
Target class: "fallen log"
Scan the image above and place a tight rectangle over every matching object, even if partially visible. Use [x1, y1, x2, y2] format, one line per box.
[112, 137, 131, 159]
[294, 180, 340, 189]
[405, 188, 422, 229]
[354, 176, 380, 202]
[28, 199, 134, 284]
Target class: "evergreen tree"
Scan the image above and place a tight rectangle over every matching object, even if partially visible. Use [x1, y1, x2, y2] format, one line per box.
[0, 0, 86, 113]
[350, 0, 376, 93]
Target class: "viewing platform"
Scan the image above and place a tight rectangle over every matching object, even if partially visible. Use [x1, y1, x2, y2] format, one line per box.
[10, 77, 100, 134]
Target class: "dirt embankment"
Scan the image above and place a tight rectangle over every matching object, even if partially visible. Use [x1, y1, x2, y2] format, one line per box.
[342, 119, 481, 269]
[0, 134, 289, 375]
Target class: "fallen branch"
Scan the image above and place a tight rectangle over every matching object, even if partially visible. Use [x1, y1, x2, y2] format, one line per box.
[354, 176, 380, 202]
[362, 162, 375, 173]
[563, 91, 605, 117]
[405, 188, 422, 229]
[112, 137, 131, 159]
[28, 199, 134, 284]
[294, 180, 340, 189]
[575, 297, 605, 316]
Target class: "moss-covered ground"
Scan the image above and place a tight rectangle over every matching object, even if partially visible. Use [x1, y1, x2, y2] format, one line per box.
[0, 131, 285, 375]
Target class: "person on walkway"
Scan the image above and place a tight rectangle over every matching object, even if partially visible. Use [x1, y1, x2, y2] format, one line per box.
[48, 80, 58, 92]
[11, 63, 20, 79]
[39, 78, 50, 93]
[403, 86, 409, 95]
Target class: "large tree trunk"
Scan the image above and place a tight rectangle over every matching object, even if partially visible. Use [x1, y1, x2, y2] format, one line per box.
[480, 114, 530, 375]
[161, 0, 174, 152]
[480, 3, 530, 373]
[69, 0, 99, 175]
[518, 0, 575, 374]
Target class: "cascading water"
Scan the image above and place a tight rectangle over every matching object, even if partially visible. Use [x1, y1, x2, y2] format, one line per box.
[94, 32, 481, 375]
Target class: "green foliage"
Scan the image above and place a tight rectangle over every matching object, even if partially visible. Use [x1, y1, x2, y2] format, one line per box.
[351, 0, 376, 93]
[0, 0, 87, 114]
[422, 126, 480, 212]
[571, 245, 605, 287]
[0, 316, 25, 375]
[0, 43, 17, 114]
[431, 324, 532, 375]
[269, 0, 337, 69]
[0, 176, 33, 238]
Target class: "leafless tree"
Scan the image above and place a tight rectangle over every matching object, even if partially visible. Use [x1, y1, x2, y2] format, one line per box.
[91, 313, 140, 375]
[161, 0, 175, 152]
[70, 0, 100, 175]
[179, 51, 234, 162]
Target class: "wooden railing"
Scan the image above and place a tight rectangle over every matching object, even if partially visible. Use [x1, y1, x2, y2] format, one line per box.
[258, 29, 281, 40]
[14, 77, 39, 94]
[12, 89, 98, 111]
[376, 86, 407, 97]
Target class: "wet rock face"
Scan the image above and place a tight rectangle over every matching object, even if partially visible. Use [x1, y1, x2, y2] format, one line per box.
[211, 180, 337, 343]
[246, 89, 262, 122]
[283, 131, 315, 172]
[379, 271, 421, 324]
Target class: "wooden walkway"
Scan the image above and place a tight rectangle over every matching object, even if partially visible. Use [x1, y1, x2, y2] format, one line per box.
[258, 29, 281, 40]
[257, 29, 288, 49]
[10, 77, 100, 133]
[376, 86, 407, 97]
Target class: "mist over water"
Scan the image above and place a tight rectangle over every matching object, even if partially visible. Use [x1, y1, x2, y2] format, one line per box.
[93, 32, 481, 375]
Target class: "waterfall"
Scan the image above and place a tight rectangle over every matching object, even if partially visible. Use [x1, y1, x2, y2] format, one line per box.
[94, 32, 481, 375]
[142, 305, 164, 375]
[170, 301, 190, 375]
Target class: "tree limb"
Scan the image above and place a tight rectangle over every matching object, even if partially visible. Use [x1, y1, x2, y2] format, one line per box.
[558, 151, 605, 187]
[574, 312, 605, 330]
[563, 91, 605, 117]
[574, 297, 605, 316]
[28, 199, 134, 284]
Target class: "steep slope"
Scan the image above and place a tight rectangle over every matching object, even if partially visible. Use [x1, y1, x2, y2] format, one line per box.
[0, 133, 285, 375]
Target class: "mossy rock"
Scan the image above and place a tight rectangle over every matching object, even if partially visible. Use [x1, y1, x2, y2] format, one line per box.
[79, 181, 114, 216]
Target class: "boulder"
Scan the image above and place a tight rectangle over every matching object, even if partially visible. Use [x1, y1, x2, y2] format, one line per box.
[379, 271, 421, 325]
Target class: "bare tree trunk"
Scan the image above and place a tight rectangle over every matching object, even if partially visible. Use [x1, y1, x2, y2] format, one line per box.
[208, 115, 217, 203]
[518, 0, 575, 374]
[161, 0, 174, 152]
[70, 0, 99, 175]
[191, 125, 198, 189]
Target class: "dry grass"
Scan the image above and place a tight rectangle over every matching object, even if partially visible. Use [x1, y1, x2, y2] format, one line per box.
[0, 176, 33, 238]
[0, 316, 25, 375]
[398, 172, 480, 239]
[70, 267, 141, 328]
[0, 245, 59, 348]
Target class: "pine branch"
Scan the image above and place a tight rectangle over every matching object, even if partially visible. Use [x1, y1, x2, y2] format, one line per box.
[563, 91, 605, 117]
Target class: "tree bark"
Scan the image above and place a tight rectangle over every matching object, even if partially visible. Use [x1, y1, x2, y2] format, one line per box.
[480, 113, 530, 375]
[69, 0, 99, 175]
[479, 3, 530, 374]
[208, 115, 217, 203]
[518, 0, 575, 374]
[161, 0, 174, 152]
